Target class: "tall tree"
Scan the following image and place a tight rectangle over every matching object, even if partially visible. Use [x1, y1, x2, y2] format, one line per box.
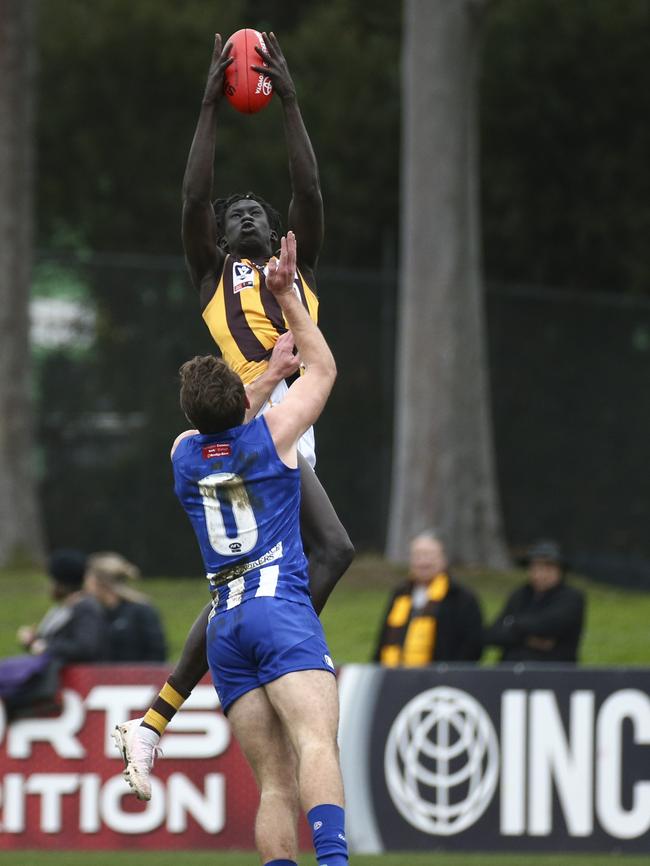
[0, 0, 44, 566]
[387, 0, 508, 566]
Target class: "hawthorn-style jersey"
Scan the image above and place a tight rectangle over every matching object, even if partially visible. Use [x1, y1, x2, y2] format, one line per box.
[202, 254, 319, 385]
[172, 416, 310, 613]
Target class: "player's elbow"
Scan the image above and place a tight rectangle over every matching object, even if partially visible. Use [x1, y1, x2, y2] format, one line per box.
[294, 180, 322, 204]
[310, 355, 336, 384]
[182, 193, 208, 212]
[325, 356, 337, 384]
[320, 359, 337, 394]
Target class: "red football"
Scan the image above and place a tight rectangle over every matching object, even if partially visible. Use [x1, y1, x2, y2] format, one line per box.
[223, 29, 273, 114]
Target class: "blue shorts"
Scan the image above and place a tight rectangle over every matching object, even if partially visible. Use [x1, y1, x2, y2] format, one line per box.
[206, 596, 335, 714]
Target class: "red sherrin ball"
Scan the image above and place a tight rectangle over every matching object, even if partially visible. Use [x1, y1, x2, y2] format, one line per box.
[224, 29, 274, 114]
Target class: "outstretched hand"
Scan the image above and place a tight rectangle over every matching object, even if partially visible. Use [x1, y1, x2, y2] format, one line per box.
[267, 231, 297, 297]
[268, 330, 301, 380]
[203, 33, 233, 105]
[251, 31, 296, 102]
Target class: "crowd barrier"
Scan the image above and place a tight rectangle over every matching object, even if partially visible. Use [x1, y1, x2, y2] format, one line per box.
[1, 663, 648, 853]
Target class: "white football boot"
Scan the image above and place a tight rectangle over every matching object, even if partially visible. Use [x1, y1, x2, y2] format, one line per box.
[112, 718, 162, 801]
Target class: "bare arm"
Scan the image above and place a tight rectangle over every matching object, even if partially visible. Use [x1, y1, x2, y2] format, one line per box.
[252, 32, 323, 273]
[182, 35, 233, 299]
[263, 233, 336, 465]
[244, 330, 300, 421]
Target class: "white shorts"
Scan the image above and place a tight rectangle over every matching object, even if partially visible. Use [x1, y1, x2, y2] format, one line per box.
[255, 378, 316, 469]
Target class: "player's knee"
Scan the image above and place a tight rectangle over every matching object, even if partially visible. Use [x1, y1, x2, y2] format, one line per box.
[316, 527, 354, 577]
[334, 530, 355, 574]
[257, 757, 298, 792]
[297, 728, 340, 763]
[260, 778, 300, 809]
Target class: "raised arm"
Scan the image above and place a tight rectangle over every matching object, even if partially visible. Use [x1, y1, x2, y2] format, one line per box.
[252, 32, 324, 274]
[182, 35, 233, 301]
[244, 330, 300, 421]
[263, 232, 335, 464]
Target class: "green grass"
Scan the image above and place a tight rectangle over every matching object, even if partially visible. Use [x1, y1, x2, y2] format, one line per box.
[0, 853, 647, 866]
[1, 555, 650, 664]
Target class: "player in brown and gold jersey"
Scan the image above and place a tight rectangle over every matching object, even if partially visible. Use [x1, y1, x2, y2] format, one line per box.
[202, 195, 319, 389]
[112, 32, 353, 803]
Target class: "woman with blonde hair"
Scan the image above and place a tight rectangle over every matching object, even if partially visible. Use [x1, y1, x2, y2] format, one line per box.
[85, 553, 167, 662]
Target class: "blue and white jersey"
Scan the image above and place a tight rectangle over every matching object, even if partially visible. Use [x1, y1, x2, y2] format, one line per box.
[172, 416, 310, 612]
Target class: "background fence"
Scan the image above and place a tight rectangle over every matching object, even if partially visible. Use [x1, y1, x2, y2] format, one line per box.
[34, 254, 650, 584]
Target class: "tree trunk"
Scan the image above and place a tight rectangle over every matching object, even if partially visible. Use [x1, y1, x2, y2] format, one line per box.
[387, 0, 509, 567]
[0, 0, 44, 566]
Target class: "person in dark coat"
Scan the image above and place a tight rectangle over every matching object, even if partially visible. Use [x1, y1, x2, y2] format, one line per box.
[16, 549, 107, 662]
[373, 532, 483, 665]
[484, 539, 585, 663]
[84, 552, 167, 662]
[4, 549, 108, 720]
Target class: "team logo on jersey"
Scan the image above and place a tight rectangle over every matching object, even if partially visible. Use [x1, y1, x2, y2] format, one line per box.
[202, 443, 232, 459]
[233, 262, 255, 294]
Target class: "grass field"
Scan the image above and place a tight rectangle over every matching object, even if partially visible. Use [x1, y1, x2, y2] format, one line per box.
[2, 554, 648, 665]
[0, 853, 648, 866]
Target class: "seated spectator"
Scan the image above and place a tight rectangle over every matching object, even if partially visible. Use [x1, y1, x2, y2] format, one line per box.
[84, 552, 167, 662]
[16, 549, 107, 662]
[2, 549, 107, 719]
[484, 539, 585, 663]
[373, 531, 483, 666]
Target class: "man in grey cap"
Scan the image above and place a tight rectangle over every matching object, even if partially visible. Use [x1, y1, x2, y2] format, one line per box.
[484, 540, 585, 662]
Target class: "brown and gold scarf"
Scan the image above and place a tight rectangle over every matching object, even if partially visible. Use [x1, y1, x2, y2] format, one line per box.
[379, 573, 450, 667]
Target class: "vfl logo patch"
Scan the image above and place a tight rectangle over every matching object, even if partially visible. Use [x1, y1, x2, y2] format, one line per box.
[233, 262, 255, 294]
[202, 443, 231, 459]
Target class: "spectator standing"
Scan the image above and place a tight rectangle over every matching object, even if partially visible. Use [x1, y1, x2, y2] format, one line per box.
[484, 539, 585, 662]
[374, 532, 483, 665]
[84, 552, 167, 662]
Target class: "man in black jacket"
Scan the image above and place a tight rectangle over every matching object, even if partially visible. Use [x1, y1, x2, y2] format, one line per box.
[17, 549, 107, 661]
[374, 532, 483, 665]
[484, 540, 585, 663]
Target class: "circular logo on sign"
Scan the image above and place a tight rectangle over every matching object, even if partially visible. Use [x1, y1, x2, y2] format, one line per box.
[384, 686, 499, 836]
